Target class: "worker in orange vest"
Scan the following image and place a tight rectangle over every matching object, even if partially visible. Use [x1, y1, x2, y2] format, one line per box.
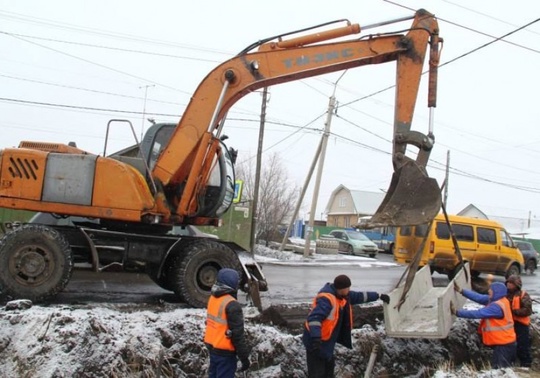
[452, 281, 517, 368]
[303, 274, 390, 377]
[204, 268, 250, 378]
[506, 275, 532, 367]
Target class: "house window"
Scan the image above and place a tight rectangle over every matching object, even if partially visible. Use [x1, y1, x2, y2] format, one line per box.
[339, 196, 347, 207]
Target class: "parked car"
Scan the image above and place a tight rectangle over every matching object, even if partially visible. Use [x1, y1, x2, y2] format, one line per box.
[326, 229, 379, 257]
[515, 240, 539, 274]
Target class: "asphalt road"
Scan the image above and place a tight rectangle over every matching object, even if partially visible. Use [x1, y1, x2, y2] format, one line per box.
[44, 252, 540, 306]
[47, 253, 405, 306]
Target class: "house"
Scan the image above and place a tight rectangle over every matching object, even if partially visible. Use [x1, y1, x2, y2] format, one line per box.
[324, 185, 385, 227]
[456, 204, 488, 219]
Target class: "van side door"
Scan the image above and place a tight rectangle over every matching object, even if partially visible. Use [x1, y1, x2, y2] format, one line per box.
[474, 226, 499, 273]
[498, 229, 522, 273]
[432, 222, 476, 272]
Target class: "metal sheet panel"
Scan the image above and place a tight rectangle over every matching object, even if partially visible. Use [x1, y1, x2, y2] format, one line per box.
[42, 153, 97, 205]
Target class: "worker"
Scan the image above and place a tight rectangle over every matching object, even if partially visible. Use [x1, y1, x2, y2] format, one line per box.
[506, 275, 532, 367]
[204, 268, 250, 378]
[302, 274, 390, 377]
[452, 281, 516, 368]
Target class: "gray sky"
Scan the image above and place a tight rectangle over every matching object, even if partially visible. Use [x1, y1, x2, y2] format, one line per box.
[1, 0, 539, 225]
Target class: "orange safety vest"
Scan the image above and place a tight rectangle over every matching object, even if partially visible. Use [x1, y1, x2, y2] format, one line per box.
[305, 292, 350, 341]
[204, 294, 235, 351]
[511, 291, 531, 326]
[479, 297, 516, 346]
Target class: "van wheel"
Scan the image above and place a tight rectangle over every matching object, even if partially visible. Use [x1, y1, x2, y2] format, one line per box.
[525, 260, 536, 275]
[506, 264, 520, 278]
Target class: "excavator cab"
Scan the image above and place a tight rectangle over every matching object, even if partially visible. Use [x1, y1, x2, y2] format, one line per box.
[140, 123, 236, 220]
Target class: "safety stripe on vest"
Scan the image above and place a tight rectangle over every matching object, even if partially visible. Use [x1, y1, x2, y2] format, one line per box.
[483, 318, 514, 332]
[207, 296, 234, 325]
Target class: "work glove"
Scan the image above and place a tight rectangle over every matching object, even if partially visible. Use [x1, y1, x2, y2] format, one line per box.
[450, 301, 457, 316]
[379, 294, 390, 304]
[454, 282, 462, 295]
[240, 358, 250, 372]
[310, 338, 321, 354]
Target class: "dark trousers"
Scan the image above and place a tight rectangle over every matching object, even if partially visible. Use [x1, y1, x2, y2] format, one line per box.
[306, 349, 335, 378]
[491, 342, 516, 369]
[515, 322, 532, 367]
[208, 353, 237, 378]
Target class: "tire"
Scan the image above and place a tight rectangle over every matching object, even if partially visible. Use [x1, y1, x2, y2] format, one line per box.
[146, 263, 174, 292]
[506, 264, 520, 278]
[525, 259, 536, 275]
[0, 224, 73, 302]
[346, 245, 354, 255]
[168, 239, 243, 308]
[389, 244, 395, 255]
[369, 253, 376, 258]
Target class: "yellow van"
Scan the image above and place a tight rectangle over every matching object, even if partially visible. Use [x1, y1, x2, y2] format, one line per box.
[394, 214, 524, 279]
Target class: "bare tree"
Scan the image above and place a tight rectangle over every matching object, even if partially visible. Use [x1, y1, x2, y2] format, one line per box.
[236, 153, 299, 246]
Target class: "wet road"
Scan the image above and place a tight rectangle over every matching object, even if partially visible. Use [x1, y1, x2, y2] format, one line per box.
[49, 253, 540, 306]
[51, 253, 407, 306]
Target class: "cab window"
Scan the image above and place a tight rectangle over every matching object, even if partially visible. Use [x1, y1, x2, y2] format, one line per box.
[400, 226, 412, 236]
[500, 230, 513, 247]
[415, 223, 429, 237]
[477, 227, 496, 244]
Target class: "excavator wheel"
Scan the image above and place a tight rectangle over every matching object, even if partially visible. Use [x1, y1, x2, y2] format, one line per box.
[0, 224, 73, 302]
[168, 239, 243, 308]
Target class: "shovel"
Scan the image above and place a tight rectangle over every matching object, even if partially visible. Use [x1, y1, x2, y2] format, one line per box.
[369, 160, 441, 227]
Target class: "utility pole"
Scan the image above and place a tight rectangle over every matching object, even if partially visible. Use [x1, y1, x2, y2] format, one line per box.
[250, 87, 269, 253]
[279, 139, 323, 252]
[303, 96, 334, 257]
[303, 71, 346, 256]
[443, 150, 450, 208]
[139, 84, 155, 141]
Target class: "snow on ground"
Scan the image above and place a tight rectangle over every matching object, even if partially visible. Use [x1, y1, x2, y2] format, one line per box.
[0, 245, 537, 377]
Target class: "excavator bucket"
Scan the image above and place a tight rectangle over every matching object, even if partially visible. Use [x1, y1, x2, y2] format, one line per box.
[370, 161, 442, 226]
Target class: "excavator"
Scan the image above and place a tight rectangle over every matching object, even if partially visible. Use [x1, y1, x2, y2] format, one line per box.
[0, 9, 442, 309]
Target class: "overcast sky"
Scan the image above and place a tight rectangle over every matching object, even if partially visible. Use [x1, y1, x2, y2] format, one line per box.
[1, 0, 539, 225]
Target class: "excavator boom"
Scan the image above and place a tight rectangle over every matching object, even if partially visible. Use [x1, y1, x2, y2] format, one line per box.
[153, 8, 442, 225]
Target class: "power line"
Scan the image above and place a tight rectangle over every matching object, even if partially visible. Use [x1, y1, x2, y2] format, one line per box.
[0, 10, 231, 56]
[0, 73, 185, 107]
[4, 32, 192, 95]
[0, 30, 223, 63]
[382, 0, 540, 54]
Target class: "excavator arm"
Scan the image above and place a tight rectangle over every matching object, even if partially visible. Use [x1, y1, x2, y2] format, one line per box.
[153, 8, 442, 225]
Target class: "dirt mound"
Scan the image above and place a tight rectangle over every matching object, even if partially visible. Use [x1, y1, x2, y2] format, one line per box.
[0, 300, 537, 377]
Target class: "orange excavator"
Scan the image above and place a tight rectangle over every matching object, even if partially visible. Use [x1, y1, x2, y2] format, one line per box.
[0, 9, 442, 308]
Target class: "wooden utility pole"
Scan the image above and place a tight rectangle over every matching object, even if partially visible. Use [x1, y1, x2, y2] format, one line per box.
[250, 87, 268, 253]
[444, 150, 450, 208]
[303, 95, 336, 257]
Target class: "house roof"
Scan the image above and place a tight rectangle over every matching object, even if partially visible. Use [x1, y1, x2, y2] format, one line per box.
[325, 185, 385, 215]
[457, 204, 488, 219]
